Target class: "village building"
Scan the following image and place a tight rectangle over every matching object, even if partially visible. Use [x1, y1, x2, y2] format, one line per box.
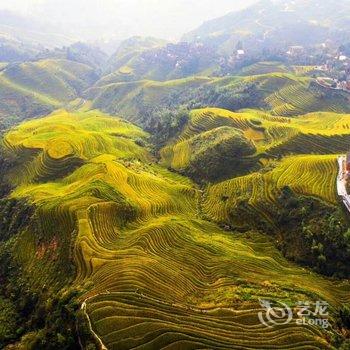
[236, 49, 245, 59]
[287, 45, 304, 56]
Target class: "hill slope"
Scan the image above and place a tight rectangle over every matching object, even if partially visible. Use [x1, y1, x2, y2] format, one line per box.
[87, 72, 350, 133]
[101, 38, 218, 83]
[0, 59, 98, 130]
[183, 0, 350, 54]
[2, 109, 350, 348]
[162, 107, 350, 180]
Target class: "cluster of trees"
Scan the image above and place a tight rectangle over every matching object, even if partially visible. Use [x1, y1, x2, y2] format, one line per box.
[136, 102, 189, 148]
[0, 199, 33, 242]
[275, 187, 350, 278]
[132, 81, 266, 151]
[183, 127, 257, 183]
[0, 146, 18, 196]
[0, 149, 92, 349]
[0, 297, 17, 344]
[230, 187, 350, 278]
[190, 83, 266, 112]
[0, 236, 95, 349]
[333, 304, 350, 349]
[161, 81, 266, 113]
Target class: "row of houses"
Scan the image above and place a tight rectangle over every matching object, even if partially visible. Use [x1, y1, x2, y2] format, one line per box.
[316, 77, 350, 92]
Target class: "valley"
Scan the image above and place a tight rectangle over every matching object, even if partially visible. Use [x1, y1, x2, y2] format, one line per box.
[1, 1, 350, 349]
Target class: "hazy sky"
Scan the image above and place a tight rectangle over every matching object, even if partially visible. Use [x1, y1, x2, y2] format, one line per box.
[0, 0, 257, 41]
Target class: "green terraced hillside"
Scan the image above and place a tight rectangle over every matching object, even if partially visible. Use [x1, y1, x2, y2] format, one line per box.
[86, 76, 213, 123]
[161, 107, 350, 182]
[1, 0, 350, 347]
[160, 106, 350, 278]
[102, 38, 218, 84]
[0, 59, 98, 130]
[105, 36, 168, 80]
[161, 125, 257, 182]
[239, 61, 292, 76]
[2, 109, 350, 349]
[203, 154, 338, 224]
[88, 72, 350, 130]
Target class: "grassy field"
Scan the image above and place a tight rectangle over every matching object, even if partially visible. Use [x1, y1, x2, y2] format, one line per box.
[3, 109, 350, 349]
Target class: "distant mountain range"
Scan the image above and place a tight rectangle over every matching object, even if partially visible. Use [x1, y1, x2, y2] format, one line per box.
[95, 0, 350, 82]
[183, 0, 350, 54]
[1, 0, 350, 74]
[0, 10, 76, 50]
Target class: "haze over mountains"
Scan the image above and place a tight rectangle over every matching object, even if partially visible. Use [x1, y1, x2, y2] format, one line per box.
[0, 0, 348, 62]
[0, 0, 256, 46]
[184, 0, 350, 54]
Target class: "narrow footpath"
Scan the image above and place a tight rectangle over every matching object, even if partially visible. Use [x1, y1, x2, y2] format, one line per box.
[81, 296, 108, 350]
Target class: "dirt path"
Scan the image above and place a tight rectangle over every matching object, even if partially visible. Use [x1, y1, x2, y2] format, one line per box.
[81, 296, 108, 350]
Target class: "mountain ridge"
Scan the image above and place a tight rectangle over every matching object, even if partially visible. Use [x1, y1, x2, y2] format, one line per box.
[183, 0, 350, 54]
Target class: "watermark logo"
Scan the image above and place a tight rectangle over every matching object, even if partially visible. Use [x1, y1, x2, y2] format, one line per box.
[258, 299, 329, 329]
[258, 299, 293, 327]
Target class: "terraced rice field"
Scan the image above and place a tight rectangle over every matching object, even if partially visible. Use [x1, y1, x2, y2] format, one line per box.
[162, 107, 350, 174]
[83, 215, 350, 349]
[239, 62, 290, 76]
[161, 108, 258, 170]
[203, 155, 338, 225]
[89, 76, 214, 123]
[2, 59, 96, 103]
[292, 66, 317, 76]
[88, 71, 350, 130]
[4, 109, 350, 349]
[4, 109, 150, 185]
[244, 73, 350, 116]
[0, 59, 100, 131]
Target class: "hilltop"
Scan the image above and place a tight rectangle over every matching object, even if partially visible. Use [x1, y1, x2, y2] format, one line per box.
[36, 42, 109, 72]
[106, 36, 168, 74]
[0, 34, 39, 62]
